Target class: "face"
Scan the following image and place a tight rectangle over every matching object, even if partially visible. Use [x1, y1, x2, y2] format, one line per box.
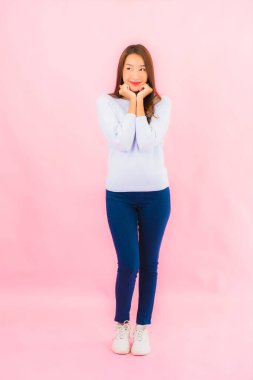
[122, 53, 148, 93]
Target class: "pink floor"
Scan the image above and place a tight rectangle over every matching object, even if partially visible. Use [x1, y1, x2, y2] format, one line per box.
[0, 288, 252, 380]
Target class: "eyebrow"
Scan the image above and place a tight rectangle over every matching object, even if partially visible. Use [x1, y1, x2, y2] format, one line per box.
[125, 63, 146, 67]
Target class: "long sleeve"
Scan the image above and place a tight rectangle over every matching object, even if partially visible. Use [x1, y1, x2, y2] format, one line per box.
[96, 95, 136, 152]
[135, 96, 171, 152]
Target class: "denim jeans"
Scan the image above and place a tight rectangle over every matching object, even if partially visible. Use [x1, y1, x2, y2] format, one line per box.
[105, 186, 171, 325]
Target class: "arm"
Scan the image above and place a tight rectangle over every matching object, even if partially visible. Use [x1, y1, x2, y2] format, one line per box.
[96, 95, 136, 152]
[135, 96, 172, 152]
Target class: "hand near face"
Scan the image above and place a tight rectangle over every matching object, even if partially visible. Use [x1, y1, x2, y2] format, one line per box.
[119, 83, 136, 100]
[137, 83, 153, 100]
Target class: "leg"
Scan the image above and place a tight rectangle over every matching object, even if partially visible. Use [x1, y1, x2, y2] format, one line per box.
[106, 191, 140, 323]
[136, 187, 171, 325]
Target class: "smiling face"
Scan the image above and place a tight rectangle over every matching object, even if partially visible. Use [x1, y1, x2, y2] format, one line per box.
[122, 53, 148, 94]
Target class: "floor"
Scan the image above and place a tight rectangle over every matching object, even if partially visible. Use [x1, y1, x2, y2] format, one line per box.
[0, 288, 252, 380]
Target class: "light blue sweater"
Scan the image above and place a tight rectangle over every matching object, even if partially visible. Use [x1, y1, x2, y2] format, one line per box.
[96, 94, 172, 192]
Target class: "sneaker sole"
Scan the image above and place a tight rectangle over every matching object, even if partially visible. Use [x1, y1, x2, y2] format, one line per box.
[112, 344, 131, 354]
[131, 349, 151, 355]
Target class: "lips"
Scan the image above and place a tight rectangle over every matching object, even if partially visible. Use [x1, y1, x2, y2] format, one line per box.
[130, 81, 141, 86]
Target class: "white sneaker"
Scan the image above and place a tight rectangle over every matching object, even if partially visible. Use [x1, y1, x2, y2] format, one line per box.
[111, 320, 131, 354]
[131, 324, 151, 355]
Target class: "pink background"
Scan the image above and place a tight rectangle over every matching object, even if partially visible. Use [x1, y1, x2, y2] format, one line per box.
[0, 0, 252, 379]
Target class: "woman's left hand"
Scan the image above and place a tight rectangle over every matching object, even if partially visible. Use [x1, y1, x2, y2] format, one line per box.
[137, 83, 153, 99]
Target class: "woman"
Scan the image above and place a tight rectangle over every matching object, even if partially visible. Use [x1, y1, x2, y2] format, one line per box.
[96, 44, 172, 355]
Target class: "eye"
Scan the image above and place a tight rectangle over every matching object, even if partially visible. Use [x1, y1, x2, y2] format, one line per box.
[126, 67, 146, 71]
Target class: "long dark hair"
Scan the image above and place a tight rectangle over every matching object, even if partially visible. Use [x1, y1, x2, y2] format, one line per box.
[108, 44, 162, 124]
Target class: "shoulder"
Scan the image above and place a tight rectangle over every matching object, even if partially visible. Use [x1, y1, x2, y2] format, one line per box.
[96, 94, 120, 111]
[154, 95, 171, 106]
[96, 94, 111, 104]
[96, 95, 116, 113]
[153, 95, 171, 114]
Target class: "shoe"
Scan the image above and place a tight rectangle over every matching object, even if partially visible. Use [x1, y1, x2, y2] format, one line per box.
[131, 324, 151, 355]
[111, 320, 131, 354]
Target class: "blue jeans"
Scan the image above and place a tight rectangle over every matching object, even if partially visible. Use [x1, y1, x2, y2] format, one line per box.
[105, 186, 171, 325]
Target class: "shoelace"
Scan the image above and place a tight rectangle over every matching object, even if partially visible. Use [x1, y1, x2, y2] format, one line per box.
[133, 325, 146, 341]
[115, 321, 130, 340]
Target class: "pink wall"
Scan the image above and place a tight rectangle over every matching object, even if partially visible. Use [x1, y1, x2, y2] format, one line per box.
[0, 0, 252, 297]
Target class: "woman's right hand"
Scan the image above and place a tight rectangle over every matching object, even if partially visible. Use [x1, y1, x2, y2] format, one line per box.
[119, 83, 136, 100]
